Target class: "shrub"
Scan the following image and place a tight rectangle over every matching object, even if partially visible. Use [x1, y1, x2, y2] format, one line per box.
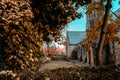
[0, 0, 42, 70]
[0, 65, 120, 80]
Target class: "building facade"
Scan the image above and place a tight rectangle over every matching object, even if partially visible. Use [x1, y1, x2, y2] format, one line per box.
[66, 31, 89, 63]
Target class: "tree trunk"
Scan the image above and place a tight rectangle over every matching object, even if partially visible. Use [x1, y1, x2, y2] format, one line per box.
[96, 0, 112, 66]
[89, 47, 94, 66]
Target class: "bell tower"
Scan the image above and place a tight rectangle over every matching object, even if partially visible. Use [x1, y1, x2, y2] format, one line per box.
[86, 0, 101, 30]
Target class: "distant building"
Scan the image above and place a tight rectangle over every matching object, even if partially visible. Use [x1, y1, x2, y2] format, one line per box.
[66, 31, 88, 63]
[43, 40, 66, 55]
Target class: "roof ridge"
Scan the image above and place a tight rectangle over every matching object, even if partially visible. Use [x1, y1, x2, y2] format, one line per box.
[67, 31, 86, 33]
[68, 31, 85, 32]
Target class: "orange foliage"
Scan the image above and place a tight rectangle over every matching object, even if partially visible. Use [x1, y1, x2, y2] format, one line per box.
[104, 20, 117, 45]
[87, 2, 104, 15]
[82, 14, 118, 50]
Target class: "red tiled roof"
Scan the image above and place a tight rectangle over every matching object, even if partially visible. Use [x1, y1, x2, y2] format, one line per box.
[44, 48, 66, 55]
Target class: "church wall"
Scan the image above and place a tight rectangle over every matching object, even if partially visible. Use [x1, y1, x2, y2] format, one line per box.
[67, 45, 77, 59]
[115, 30, 120, 65]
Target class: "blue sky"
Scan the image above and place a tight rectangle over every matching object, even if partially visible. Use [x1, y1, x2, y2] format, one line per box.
[66, 0, 120, 31]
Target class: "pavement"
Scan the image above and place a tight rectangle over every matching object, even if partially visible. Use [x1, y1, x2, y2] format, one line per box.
[40, 61, 77, 70]
[40, 60, 89, 70]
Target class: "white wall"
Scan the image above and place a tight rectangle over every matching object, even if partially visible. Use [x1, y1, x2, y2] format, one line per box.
[67, 45, 76, 58]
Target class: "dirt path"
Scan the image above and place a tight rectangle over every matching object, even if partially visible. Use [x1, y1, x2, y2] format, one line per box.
[40, 61, 77, 70]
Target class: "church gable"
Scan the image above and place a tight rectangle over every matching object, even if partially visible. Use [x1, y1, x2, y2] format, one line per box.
[66, 31, 87, 61]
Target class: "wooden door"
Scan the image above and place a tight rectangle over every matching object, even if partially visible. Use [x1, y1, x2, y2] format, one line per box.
[71, 50, 78, 60]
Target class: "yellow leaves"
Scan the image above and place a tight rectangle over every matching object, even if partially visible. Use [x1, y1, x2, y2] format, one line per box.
[29, 56, 34, 62]
[11, 29, 17, 34]
[84, 37, 91, 43]
[35, 22, 44, 29]
[118, 38, 120, 44]
[86, 30, 92, 35]
[83, 12, 119, 50]
[87, 3, 95, 14]
[93, 14, 118, 45]
[1, 0, 33, 25]
[106, 24, 117, 33]
[104, 20, 118, 45]
[93, 31, 99, 35]
[30, 49, 33, 53]
[114, 37, 120, 44]
[67, 16, 72, 23]
[86, 29, 99, 42]
[93, 15, 104, 31]
[34, 57, 38, 62]
[82, 30, 94, 51]
[117, 23, 120, 28]
[0, 1, 42, 70]
[87, 2, 104, 15]
[81, 44, 90, 52]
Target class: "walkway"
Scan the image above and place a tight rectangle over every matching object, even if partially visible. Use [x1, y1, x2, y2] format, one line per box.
[40, 60, 89, 70]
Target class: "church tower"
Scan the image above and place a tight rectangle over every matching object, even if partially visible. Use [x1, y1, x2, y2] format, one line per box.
[86, 0, 104, 65]
[86, 0, 101, 30]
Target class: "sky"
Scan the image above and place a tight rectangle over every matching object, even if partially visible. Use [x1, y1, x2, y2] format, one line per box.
[66, 0, 120, 31]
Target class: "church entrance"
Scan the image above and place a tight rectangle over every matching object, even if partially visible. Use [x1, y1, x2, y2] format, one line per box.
[71, 50, 78, 60]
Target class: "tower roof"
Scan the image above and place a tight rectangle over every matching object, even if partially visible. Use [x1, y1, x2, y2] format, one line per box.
[112, 8, 120, 22]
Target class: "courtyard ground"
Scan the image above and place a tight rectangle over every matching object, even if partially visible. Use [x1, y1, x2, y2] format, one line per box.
[40, 60, 89, 70]
[40, 61, 77, 70]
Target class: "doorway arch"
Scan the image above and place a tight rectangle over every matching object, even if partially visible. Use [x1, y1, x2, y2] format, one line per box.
[71, 50, 78, 60]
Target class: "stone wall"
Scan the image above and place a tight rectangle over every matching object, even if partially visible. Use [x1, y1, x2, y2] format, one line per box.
[115, 30, 120, 65]
[87, 0, 120, 65]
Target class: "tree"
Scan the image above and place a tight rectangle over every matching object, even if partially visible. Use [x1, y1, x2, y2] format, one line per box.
[96, 0, 112, 65]
[82, 0, 120, 66]
[0, 0, 42, 70]
[30, 0, 91, 41]
[0, 0, 91, 70]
